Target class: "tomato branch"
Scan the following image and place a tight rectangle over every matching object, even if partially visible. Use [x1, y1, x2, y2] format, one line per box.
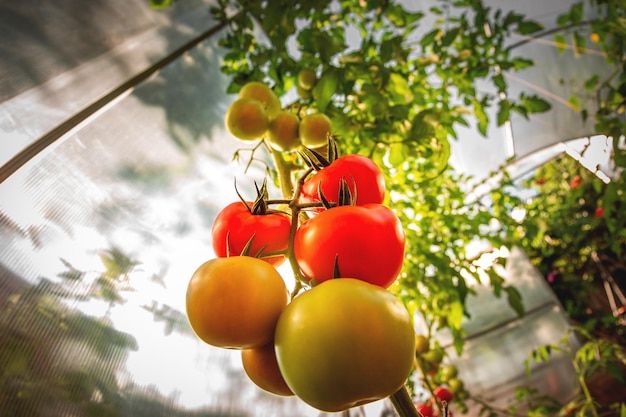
[390, 386, 422, 417]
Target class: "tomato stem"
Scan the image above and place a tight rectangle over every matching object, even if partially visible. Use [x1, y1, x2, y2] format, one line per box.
[390, 386, 422, 417]
[269, 146, 315, 297]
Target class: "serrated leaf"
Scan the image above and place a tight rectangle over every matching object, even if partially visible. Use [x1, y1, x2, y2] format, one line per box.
[493, 73, 507, 93]
[313, 69, 339, 112]
[497, 101, 511, 126]
[522, 94, 552, 113]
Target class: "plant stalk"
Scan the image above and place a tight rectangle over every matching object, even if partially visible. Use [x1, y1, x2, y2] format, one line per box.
[390, 386, 421, 417]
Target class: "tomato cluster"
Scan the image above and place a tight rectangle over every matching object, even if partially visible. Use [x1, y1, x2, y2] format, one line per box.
[224, 78, 332, 151]
[186, 81, 417, 413]
[412, 333, 471, 416]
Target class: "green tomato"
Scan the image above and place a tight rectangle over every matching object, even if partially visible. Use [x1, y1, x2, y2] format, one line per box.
[274, 278, 415, 412]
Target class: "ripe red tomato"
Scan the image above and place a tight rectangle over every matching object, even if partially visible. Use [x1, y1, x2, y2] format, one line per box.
[300, 154, 385, 208]
[274, 278, 416, 412]
[293, 203, 405, 288]
[212, 201, 291, 266]
[594, 207, 604, 219]
[415, 403, 434, 417]
[434, 386, 454, 403]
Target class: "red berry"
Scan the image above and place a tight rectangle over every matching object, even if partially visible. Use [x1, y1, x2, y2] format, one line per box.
[595, 207, 604, 219]
[434, 386, 454, 403]
[415, 403, 434, 417]
[569, 175, 581, 188]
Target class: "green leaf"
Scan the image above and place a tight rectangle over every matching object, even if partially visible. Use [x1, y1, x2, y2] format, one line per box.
[497, 100, 511, 126]
[387, 143, 407, 167]
[473, 99, 489, 136]
[149, 0, 172, 9]
[386, 3, 407, 27]
[312, 69, 339, 112]
[517, 20, 544, 35]
[511, 57, 534, 71]
[521, 94, 552, 113]
[505, 286, 525, 317]
[493, 73, 507, 94]
[441, 28, 460, 47]
[554, 33, 568, 53]
[447, 300, 464, 329]
[420, 29, 441, 48]
[584, 74, 600, 91]
[573, 31, 587, 55]
[567, 95, 580, 111]
[387, 73, 414, 104]
[569, 2, 584, 25]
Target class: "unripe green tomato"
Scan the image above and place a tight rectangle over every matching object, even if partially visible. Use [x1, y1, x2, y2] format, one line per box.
[447, 377, 464, 394]
[268, 111, 301, 152]
[225, 98, 269, 141]
[299, 113, 332, 148]
[238, 81, 282, 117]
[422, 347, 444, 365]
[297, 68, 317, 90]
[440, 365, 459, 382]
[274, 278, 415, 412]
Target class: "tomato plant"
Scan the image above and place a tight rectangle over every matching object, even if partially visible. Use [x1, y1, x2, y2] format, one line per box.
[300, 154, 386, 207]
[293, 203, 405, 288]
[211, 200, 291, 267]
[274, 278, 416, 412]
[185, 256, 288, 349]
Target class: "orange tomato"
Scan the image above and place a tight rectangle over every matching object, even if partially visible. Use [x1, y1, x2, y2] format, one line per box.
[242, 342, 294, 396]
[186, 256, 288, 349]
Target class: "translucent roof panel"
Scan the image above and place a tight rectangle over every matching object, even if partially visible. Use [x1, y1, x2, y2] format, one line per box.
[0, 0, 219, 170]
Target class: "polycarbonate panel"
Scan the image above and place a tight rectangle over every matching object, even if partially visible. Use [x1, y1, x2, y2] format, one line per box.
[0, 32, 332, 417]
[447, 305, 579, 415]
[0, 0, 218, 168]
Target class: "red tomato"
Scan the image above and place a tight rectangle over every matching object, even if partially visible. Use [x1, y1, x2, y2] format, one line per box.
[212, 201, 291, 266]
[434, 386, 454, 403]
[300, 154, 385, 208]
[415, 403, 434, 417]
[293, 203, 405, 288]
[595, 207, 604, 219]
[569, 175, 581, 188]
